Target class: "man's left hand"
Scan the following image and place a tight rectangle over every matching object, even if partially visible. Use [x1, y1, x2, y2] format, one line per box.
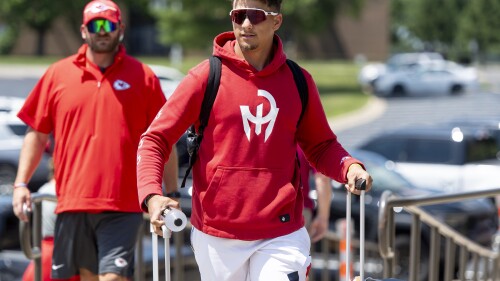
[345, 164, 373, 195]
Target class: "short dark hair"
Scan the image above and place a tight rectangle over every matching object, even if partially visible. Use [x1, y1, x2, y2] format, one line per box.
[265, 0, 282, 11]
[233, 0, 282, 12]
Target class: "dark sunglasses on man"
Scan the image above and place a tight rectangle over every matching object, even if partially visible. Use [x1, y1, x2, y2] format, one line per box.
[87, 19, 118, 33]
[229, 8, 279, 25]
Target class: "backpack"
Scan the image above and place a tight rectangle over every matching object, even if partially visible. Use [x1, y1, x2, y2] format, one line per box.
[180, 55, 309, 187]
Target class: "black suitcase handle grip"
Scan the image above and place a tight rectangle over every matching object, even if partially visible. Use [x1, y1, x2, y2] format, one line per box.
[355, 178, 367, 190]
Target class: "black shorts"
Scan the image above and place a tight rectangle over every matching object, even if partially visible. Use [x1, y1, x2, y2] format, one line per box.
[51, 212, 142, 279]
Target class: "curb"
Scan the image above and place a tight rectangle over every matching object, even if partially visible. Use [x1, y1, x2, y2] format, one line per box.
[0, 64, 48, 79]
[328, 96, 387, 132]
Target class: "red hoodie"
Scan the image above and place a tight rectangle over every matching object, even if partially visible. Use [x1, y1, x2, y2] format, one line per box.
[137, 32, 363, 240]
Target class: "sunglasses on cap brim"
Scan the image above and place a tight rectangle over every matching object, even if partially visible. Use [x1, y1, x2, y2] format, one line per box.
[87, 19, 118, 33]
[229, 8, 279, 25]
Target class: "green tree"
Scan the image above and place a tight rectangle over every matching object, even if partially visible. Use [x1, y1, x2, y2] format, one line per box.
[0, 0, 150, 56]
[153, 0, 364, 51]
[0, 0, 64, 56]
[391, 0, 500, 61]
[407, 0, 469, 57]
[458, 0, 500, 58]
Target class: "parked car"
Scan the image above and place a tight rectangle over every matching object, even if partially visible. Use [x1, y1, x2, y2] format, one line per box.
[372, 60, 479, 97]
[0, 109, 51, 194]
[317, 149, 498, 281]
[357, 125, 500, 193]
[149, 64, 185, 99]
[385, 52, 445, 69]
[358, 52, 445, 94]
[446, 116, 500, 151]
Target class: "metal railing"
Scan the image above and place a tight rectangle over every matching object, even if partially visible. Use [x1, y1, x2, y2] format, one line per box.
[19, 193, 196, 281]
[19, 193, 57, 281]
[378, 188, 500, 281]
[22, 189, 500, 281]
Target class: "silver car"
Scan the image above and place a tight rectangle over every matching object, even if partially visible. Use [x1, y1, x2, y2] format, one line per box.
[373, 60, 479, 96]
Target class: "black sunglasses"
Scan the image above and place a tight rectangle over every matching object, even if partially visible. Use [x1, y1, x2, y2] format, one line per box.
[229, 8, 279, 25]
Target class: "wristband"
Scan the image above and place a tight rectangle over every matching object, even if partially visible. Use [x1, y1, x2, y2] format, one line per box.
[144, 194, 158, 208]
[165, 191, 181, 198]
[14, 182, 28, 188]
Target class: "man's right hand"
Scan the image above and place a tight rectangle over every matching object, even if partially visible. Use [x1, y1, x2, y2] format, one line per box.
[12, 187, 31, 222]
[148, 195, 181, 236]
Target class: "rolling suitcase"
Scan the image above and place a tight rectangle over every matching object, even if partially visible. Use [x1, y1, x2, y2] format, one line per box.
[347, 179, 404, 281]
[150, 208, 188, 281]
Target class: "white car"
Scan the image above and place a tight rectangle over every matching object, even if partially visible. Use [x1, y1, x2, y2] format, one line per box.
[385, 52, 444, 69]
[358, 52, 445, 94]
[148, 64, 185, 99]
[373, 60, 479, 96]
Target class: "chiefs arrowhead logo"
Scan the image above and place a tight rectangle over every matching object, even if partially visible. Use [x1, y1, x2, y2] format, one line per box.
[113, 79, 130, 90]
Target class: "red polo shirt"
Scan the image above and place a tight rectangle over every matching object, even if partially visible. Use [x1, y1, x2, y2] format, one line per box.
[18, 44, 166, 213]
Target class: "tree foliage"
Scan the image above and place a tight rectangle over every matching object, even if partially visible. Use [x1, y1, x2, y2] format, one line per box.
[153, 0, 364, 50]
[0, 0, 64, 55]
[391, 0, 500, 60]
[0, 0, 150, 55]
[458, 0, 500, 55]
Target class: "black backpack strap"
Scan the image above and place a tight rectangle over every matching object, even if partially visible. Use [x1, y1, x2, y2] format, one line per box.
[286, 59, 308, 125]
[181, 56, 222, 188]
[199, 56, 222, 134]
[286, 59, 309, 191]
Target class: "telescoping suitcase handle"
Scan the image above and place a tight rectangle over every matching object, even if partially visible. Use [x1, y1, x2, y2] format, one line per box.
[346, 178, 367, 281]
[151, 208, 187, 281]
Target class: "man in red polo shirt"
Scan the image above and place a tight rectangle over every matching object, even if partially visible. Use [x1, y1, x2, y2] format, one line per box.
[11, 1, 178, 280]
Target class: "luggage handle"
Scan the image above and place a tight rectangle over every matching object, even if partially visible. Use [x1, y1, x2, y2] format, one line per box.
[151, 208, 187, 281]
[346, 179, 367, 281]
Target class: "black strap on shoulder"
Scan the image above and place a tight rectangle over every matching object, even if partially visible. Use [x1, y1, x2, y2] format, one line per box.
[181, 57, 308, 188]
[181, 56, 222, 188]
[286, 59, 309, 191]
[286, 59, 308, 125]
[199, 56, 222, 134]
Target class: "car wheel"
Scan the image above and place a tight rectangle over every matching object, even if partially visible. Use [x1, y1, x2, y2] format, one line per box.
[0, 164, 16, 195]
[450, 84, 464, 95]
[393, 234, 430, 281]
[391, 85, 406, 96]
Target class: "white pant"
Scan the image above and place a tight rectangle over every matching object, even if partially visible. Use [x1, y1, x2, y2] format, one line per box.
[191, 227, 311, 281]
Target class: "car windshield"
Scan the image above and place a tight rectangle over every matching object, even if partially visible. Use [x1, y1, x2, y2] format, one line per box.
[406, 139, 455, 163]
[364, 159, 413, 193]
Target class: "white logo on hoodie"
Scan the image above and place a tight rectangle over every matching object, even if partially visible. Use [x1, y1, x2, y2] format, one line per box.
[240, 90, 279, 142]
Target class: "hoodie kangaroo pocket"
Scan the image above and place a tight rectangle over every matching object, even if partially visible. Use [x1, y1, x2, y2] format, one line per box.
[201, 166, 297, 230]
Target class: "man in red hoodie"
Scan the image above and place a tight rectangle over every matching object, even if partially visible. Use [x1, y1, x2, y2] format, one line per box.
[12, 1, 177, 280]
[138, 0, 373, 280]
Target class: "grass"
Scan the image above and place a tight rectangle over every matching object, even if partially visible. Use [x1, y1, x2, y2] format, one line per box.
[0, 55, 369, 118]
[296, 60, 368, 116]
